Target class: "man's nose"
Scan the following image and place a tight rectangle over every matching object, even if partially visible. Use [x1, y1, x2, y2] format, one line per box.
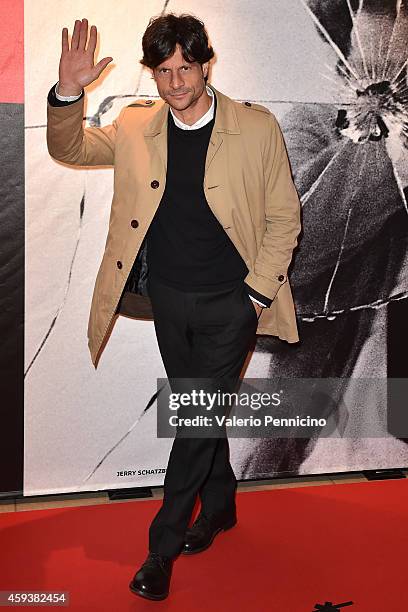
[170, 70, 184, 89]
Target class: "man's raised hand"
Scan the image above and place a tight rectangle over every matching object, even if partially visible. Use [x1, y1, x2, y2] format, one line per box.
[58, 18, 113, 96]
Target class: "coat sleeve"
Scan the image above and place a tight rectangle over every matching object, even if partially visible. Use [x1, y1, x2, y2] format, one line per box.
[244, 112, 301, 303]
[46, 86, 127, 167]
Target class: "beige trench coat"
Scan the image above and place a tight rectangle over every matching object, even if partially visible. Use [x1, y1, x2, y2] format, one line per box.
[47, 84, 302, 368]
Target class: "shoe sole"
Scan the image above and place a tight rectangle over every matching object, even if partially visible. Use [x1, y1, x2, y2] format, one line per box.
[181, 519, 237, 555]
[129, 581, 169, 601]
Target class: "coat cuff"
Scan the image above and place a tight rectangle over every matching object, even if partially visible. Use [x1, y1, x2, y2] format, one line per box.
[48, 82, 85, 107]
[244, 269, 287, 305]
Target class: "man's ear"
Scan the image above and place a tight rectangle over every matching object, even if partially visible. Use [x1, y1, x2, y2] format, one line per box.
[149, 67, 156, 81]
[201, 61, 209, 79]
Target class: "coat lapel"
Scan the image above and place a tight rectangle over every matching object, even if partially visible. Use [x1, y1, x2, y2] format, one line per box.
[205, 131, 223, 175]
[143, 101, 168, 175]
[205, 84, 240, 179]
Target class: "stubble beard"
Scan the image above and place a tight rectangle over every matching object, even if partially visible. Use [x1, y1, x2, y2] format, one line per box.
[163, 81, 207, 113]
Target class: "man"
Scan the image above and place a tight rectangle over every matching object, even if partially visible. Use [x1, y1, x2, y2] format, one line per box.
[47, 13, 301, 601]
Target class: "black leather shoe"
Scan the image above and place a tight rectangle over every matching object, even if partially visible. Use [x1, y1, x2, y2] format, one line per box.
[181, 511, 237, 555]
[129, 552, 173, 601]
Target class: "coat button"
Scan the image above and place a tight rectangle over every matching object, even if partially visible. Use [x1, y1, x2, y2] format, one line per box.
[278, 274, 285, 281]
[151, 180, 159, 189]
[145, 99, 153, 105]
[130, 219, 139, 228]
[244, 101, 251, 107]
[117, 261, 123, 269]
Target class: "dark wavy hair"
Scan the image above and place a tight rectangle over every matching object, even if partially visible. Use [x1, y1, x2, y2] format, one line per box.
[140, 13, 215, 82]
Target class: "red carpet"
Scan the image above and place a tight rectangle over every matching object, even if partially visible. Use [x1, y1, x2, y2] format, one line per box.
[1, 480, 407, 611]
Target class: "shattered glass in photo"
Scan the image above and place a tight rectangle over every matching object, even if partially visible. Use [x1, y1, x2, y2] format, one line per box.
[240, 0, 408, 478]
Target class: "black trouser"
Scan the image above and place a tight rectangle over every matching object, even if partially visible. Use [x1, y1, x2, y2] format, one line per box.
[147, 275, 258, 558]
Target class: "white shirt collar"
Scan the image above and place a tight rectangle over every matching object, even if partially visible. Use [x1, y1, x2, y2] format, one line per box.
[170, 85, 215, 130]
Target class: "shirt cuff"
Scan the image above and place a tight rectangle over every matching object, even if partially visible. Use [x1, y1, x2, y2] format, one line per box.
[48, 82, 85, 107]
[244, 282, 272, 308]
[55, 81, 83, 101]
[249, 295, 268, 308]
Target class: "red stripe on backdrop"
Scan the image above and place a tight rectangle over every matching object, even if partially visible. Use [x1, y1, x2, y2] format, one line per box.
[0, 0, 23, 103]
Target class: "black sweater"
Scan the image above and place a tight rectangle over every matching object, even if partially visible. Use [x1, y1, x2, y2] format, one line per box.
[146, 96, 250, 292]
